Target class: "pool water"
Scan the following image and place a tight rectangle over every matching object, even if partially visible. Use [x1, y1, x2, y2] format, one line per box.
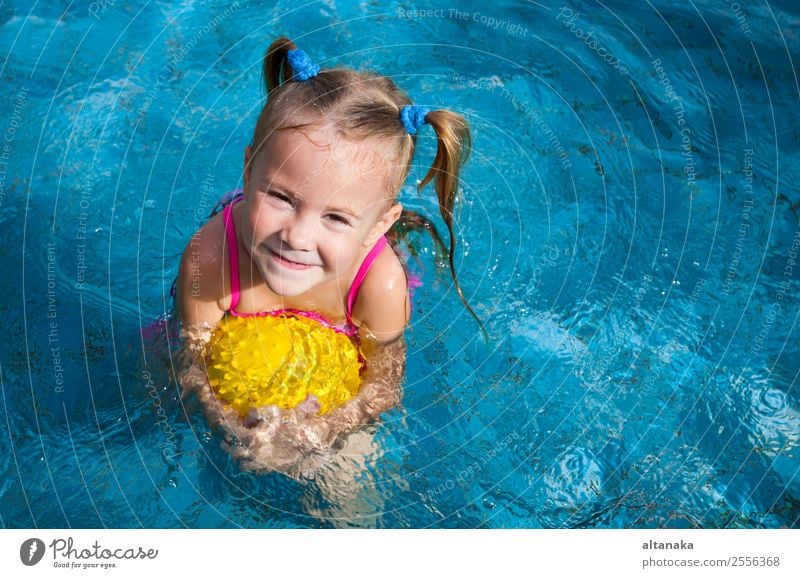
[1, 0, 799, 528]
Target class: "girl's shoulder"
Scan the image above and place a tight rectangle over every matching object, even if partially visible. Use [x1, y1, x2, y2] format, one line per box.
[176, 211, 229, 327]
[351, 241, 411, 342]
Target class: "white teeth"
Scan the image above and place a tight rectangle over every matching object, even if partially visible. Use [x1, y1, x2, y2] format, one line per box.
[281, 255, 307, 265]
[270, 248, 315, 266]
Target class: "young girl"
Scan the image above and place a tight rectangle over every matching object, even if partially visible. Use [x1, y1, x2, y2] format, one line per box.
[176, 37, 474, 478]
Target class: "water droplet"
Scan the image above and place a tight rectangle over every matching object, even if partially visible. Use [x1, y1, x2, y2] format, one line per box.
[482, 495, 496, 509]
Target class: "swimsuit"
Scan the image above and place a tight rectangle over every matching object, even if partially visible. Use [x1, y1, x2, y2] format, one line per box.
[222, 194, 387, 339]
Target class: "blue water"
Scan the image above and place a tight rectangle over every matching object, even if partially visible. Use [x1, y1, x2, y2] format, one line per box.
[2, 0, 799, 528]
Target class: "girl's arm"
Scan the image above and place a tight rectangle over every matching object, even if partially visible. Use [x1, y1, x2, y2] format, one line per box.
[174, 216, 239, 428]
[175, 215, 227, 330]
[310, 335, 406, 446]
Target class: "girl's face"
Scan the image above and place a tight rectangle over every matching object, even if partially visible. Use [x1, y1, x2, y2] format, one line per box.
[240, 125, 401, 297]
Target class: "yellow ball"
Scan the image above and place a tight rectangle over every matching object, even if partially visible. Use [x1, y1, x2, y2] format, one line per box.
[205, 314, 363, 417]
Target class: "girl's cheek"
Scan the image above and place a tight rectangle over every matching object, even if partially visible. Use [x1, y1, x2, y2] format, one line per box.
[332, 238, 360, 271]
[249, 209, 275, 236]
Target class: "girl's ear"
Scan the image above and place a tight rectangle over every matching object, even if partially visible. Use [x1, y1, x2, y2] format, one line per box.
[243, 146, 253, 192]
[365, 203, 402, 247]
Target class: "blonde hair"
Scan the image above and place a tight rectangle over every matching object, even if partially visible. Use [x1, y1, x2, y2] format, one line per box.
[251, 36, 482, 331]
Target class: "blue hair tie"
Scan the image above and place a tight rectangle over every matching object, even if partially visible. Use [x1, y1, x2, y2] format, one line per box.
[286, 49, 320, 82]
[401, 105, 430, 135]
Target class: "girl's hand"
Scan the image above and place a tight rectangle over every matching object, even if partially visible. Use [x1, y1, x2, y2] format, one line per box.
[226, 423, 308, 475]
[242, 396, 329, 448]
[295, 394, 322, 416]
[242, 404, 284, 429]
[272, 402, 332, 452]
[224, 401, 331, 476]
[293, 412, 334, 452]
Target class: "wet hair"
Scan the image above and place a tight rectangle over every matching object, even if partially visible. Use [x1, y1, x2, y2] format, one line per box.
[250, 36, 482, 332]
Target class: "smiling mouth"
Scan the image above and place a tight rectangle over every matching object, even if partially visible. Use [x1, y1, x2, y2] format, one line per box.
[266, 247, 316, 270]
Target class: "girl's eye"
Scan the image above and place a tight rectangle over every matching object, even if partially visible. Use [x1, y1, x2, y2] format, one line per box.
[327, 214, 351, 226]
[269, 191, 293, 205]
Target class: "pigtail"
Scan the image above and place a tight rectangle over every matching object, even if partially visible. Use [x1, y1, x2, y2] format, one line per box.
[264, 36, 297, 94]
[417, 110, 486, 338]
[418, 110, 471, 229]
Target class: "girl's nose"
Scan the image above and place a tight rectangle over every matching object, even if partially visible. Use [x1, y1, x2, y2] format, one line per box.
[281, 215, 315, 251]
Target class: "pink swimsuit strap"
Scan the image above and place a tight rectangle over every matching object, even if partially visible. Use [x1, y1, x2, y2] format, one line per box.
[346, 234, 387, 327]
[222, 196, 386, 337]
